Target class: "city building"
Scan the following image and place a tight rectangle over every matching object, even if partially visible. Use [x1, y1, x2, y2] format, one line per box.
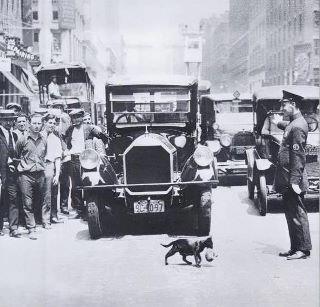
[265, 0, 320, 86]
[0, 0, 37, 110]
[31, 0, 86, 64]
[248, 0, 267, 92]
[201, 14, 229, 92]
[228, 0, 250, 93]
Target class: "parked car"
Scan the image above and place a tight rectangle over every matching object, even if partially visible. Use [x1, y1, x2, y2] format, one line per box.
[246, 85, 319, 215]
[78, 75, 218, 239]
[200, 93, 255, 181]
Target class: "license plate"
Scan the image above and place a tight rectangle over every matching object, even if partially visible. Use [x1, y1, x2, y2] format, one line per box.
[305, 145, 318, 156]
[134, 199, 165, 214]
[234, 147, 245, 154]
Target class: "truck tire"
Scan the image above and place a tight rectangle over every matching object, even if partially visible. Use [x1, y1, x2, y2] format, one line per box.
[197, 189, 212, 236]
[247, 178, 255, 200]
[87, 201, 103, 239]
[258, 175, 267, 216]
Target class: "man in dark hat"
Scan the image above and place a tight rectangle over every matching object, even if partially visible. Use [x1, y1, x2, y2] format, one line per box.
[0, 110, 20, 237]
[6, 102, 22, 115]
[273, 90, 312, 260]
[64, 109, 108, 218]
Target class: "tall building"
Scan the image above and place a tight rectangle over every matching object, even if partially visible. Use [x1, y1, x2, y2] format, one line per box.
[0, 0, 37, 109]
[228, 0, 250, 93]
[201, 14, 229, 92]
[31, 0, 87, 64]
[265, 0, 320, 86]
[248, 0, 267, 92]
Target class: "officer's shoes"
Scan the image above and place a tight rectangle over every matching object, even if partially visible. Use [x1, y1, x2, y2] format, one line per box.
[286, 251, 310, 260]
[279, 250, 296, 257]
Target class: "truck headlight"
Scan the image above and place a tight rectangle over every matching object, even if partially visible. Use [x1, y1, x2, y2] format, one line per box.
[174, 135, 187, 148]
[193, 145, 214, 167]
[206, 140, 221, 155]
[220, 134, 232, 147]
[80, 149, 100, 170]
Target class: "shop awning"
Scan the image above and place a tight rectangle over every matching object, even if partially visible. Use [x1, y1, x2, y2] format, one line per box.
[1, 70, 34, 96]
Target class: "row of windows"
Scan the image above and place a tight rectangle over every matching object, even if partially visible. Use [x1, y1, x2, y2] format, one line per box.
[267, 47, 292, 71]
[32, 10, 59, 21]
[267, 14, 304, 48]
[267, 0, 305, 25]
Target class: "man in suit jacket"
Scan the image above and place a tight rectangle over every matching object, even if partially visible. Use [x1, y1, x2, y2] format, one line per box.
[63, 109, 108, 218]
[0, 110, 20, 237]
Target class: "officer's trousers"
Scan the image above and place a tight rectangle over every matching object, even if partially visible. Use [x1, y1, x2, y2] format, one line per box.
[283, 189, 312, 252]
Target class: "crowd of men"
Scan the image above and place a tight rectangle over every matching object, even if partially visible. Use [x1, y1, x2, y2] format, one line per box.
[0, 101, 107, 240]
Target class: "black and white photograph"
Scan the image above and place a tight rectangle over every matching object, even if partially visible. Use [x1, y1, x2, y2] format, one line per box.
[0, 0, 319, 306]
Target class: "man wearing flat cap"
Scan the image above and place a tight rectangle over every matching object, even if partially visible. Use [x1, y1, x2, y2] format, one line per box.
[273, 90, 312, 260]
[63, 109, 108, 218]
[6, 102, 22, 115]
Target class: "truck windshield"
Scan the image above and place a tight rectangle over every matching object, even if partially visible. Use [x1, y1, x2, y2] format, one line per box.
[110, 89, 190, 125]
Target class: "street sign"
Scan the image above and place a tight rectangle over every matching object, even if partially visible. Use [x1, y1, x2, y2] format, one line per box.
[0, 57, 11, 72]
[233, 90, 240, 99]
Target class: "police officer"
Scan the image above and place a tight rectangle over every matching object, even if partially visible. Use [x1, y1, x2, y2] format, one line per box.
[273, 91, 312, 260]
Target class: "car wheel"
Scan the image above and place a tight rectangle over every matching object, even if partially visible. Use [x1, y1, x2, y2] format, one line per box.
[87, 201, 104, 239]
[197, 189, 212, 236]
[247, 178, 255, 200]
[258, 175, 267, 216]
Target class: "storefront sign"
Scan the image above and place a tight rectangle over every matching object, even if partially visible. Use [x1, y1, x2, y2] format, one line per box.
[59, 0, 76, 29]
[0, 57, 11, 72]
[184, 36, 202, 63]
[6, 36, 38, 61]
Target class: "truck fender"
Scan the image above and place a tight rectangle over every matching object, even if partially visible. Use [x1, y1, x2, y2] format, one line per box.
[255, 158, 273, 171]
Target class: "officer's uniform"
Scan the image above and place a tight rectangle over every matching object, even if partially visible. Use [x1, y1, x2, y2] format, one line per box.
[274, 91, 312, 253]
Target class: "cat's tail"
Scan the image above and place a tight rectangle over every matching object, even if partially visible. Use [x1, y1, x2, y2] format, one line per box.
[161, 242, 174, 248]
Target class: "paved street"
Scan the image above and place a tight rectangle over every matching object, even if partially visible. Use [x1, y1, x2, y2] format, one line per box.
[0, 186, 318, 307]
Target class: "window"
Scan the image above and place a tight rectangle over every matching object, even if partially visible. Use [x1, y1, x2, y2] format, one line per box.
[34, 32, 39, 43]
[52, 10, 58, 20]
[298, 14, 303, 32]
[33, 11, 38, 20]
[315, 39, 320, 55]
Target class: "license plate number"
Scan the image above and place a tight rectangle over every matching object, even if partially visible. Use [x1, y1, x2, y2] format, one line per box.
[234, 147, 245, 154]
[305, 145, 318, 156]
[134, 200, 165, 214]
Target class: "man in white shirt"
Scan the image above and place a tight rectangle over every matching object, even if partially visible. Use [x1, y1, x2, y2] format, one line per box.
[42, 113, 62, 226]
[64, 109, 108, 218]
[48, 75, 62, 99]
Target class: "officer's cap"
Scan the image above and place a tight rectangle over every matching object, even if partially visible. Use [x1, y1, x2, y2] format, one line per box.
[0, 109, 17, 119]
[69, 108, 85, 117]
[281, 90, 303, 106]
[6, 102, 22, 111]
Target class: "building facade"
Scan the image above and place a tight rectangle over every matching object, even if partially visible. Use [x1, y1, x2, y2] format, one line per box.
[228, 0, 250, 93]
[31, 0, 87, 64]
[201, 14, 230, 92]
[0, 0, 37, 110]
[265, 0, 320, 86]
[248, 0, 267, 92]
